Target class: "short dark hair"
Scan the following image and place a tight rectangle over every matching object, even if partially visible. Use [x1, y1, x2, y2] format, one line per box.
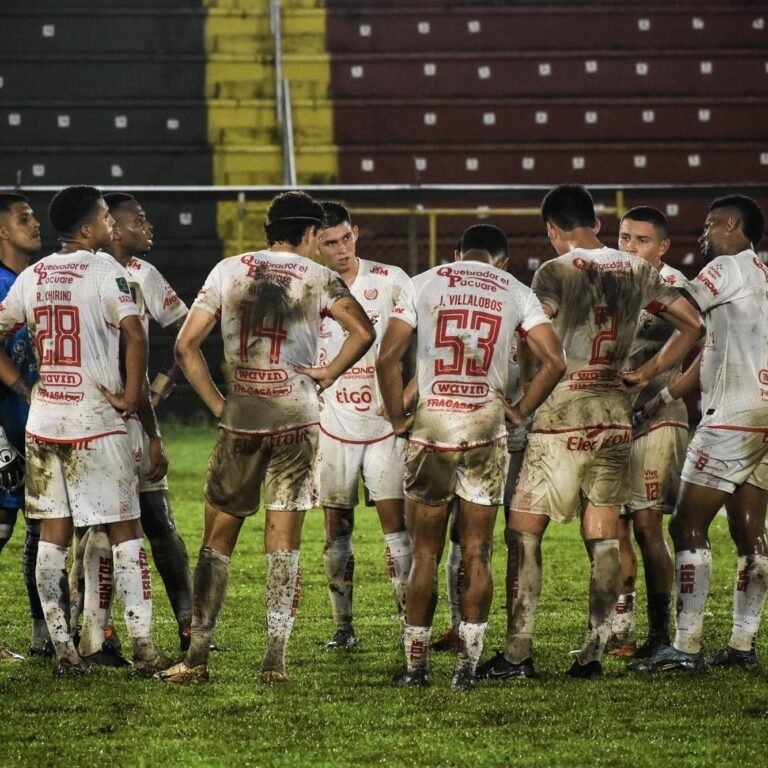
[48, 185, 103, 238]
[460, 224, 508, 260]
[541, 184, 596, 230]
[0, 192, 29, 217]
[104, 192, 137, 214]
[264, 191, 325, 247]
[320, 201, 351, 230]
[709, 194, 765, 248]
[621, 206, 670, 240]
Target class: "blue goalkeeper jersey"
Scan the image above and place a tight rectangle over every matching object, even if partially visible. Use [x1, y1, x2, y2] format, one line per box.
[0, 262, 37, 509]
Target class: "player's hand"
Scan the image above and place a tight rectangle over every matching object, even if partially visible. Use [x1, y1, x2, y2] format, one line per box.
[631, 392, 663, 435]
[390, 413, 415, 438]
[98, 385, 140, 418]
[621, 368, 651, 393]
[0, 427, 24, 491]
[295, 365, 337, 394]
[145, 436, 169, 483]
[503, 400, 526, 427]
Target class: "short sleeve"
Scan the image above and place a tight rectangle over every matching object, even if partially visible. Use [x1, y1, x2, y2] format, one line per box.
[102, 266, 140, 326]
[192, 263, 224, 318]
[531, 261, 562, 316]
[517, 289, 551, 336]
[685, 257, 740, 313]
[141, 264, 188, 327]
[0, 275, 28, 337]
[390, 277, 417, 329]
[320, 271, 353, 317]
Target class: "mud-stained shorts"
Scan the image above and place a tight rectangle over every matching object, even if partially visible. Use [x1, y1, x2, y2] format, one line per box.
[126, 419, 169, 493]
[624, 424, 688, 515]
[681, 426, 768, 494]
[510, 427, 632, 523]
[405, 437, 508, 507]
[205, 425, 318, 516]
[25, 432, 140, 526]
[318, 431, 405, 508]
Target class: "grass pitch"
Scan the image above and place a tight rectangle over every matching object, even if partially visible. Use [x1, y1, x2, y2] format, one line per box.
[1, 422, 767, 767]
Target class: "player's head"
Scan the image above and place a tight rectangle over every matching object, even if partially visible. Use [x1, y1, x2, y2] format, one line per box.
[105, 192, 153, 259]
[457, 224, 509, 269]
[48, 185, 113, 250]
[0, 192, 41, 258]
[701, 195, 765, 260]
[541, 184, 598, 254]
[618, 206, 670, 269]
[264, 191, 324, 250]
[317, 201, 358, 275]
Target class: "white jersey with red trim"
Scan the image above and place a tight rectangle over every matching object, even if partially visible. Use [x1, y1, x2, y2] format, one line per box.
[0, 249, 140, 441]
[192, 250, 351, 435]
[393, 260, 549, 450]
[124, 256, 188, 332]
[628, 263, 690, 431]
[685, 249, 768, 432]
[318, 258, 410, 443]
[530, 247, 682, 432]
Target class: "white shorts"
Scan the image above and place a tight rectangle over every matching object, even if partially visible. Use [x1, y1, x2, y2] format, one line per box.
[681, 426, 768, 494]
[510, 427, 632, 523]
[127, 419, 169, 493]
[25, 432, 140, 527]
[625, 423, 688, 514]
[318, 431, 405, 508]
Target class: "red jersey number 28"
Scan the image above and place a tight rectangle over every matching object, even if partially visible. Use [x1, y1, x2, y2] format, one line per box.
[434, 309, 501, 376]
[33, 305, 81, 366]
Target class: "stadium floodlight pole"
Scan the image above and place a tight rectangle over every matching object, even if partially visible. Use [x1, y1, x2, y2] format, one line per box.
[282, 79, 297, 186]
[271, 0, 283, 125]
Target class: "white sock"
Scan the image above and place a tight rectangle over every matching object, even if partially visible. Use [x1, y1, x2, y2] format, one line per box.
[36, 541, 77, 661]
[79, 529, 113, 656]
[323, 536, 353, 628]
[611, 591, 636, 642]
[264, 550, 301, 674]
[385, 530, 411, 617]
[446, 541, 463, 632]
[112, 538, 153, 641]
[673, 548, 712, 655]
[403, 624, 431, 672]
[729, 555, 768, 652]
[457, 621, 488, 672]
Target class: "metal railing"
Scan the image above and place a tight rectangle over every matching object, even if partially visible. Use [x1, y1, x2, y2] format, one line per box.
[269, 0, 297, 186]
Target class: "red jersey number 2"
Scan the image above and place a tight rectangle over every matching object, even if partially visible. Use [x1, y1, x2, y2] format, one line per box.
[589, 305, 619, 365]
[434, 309, 501, 376]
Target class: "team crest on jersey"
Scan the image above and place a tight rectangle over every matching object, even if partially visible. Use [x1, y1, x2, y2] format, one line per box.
[364, 288, 378, 300]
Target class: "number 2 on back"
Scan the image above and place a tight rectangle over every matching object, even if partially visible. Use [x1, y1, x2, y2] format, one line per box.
[589, 305, 619, 365]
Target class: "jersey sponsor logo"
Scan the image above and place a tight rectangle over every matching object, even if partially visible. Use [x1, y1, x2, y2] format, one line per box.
[424, 397, 482, 412]
[364, 288, 378, 300]
[565, 430, 631, 451]
[37, 389, 84, 403]
[232, 381, 293, 398]
[573, 257, 631, 274]
[436, 266, 509, 293]
[392, 306, 406, 314]
[569, 368, 619, 382]
[695, 273, 719, 297]
[371, 265, 389, 276]
[335, 385, 373, 411]
[431, 380, 489, 398]
[366, 309, 381, 326]
[240, 254, 309, 281]
[128, 258, 143, 270]
[235, 368, 288, 383]
[163, 293, 180, 309]
[119, 295, 134, 304]
[40, 371, 82, 387]
[33, 263, 87, 285]
[344, 365, 376, 379]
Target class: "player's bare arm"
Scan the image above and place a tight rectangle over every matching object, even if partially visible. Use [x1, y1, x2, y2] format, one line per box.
[174, 307, 225, 418]
[295, 295, 375, 391]
[506, 323, 566, 425]
[622, 296, 703, 392]
[375, 317, 415, 436]
[98, 315, 148, 418]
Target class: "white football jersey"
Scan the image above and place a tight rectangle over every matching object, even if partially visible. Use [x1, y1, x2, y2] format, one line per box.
[124, 256, 188, 332]
[318, 258, 410, 443]
[393, 260, 550, 449]
[685, 249, 768, 430]
[531, 247, 682, 431]
[192, 250, 351, 434]
[628, 263, 690, 429]
[0, 250, 140, 440]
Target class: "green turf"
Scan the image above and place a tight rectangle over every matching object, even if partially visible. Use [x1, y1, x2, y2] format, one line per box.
[1, 422, 766, 767]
